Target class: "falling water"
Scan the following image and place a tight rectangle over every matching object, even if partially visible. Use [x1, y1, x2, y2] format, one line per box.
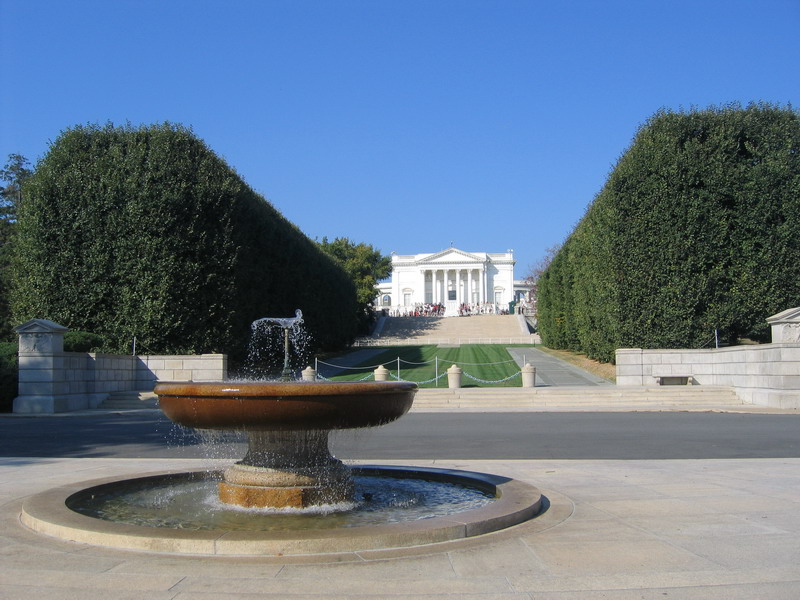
[242, 310, 312, 380]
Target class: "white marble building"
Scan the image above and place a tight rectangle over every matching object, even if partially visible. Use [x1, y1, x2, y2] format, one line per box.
[376, 247, 527, 316]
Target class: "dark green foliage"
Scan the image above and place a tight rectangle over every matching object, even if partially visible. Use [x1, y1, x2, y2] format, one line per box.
[63, 331, 105, 353]
[0, 154, 32, 341]
[538, 103, 800, 362]
[317, 237, 392, 334]
[0, 341, 17, 412]
[12, 123, 359, 360]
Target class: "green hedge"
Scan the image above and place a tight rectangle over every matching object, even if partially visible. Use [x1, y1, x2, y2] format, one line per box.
[0, 341, 17, 412]
[63, 331, 105, 353]
[12, 123, 359, 361]
[538, 103, 800, 362]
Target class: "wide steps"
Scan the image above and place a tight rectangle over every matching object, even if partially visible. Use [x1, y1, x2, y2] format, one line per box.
[411, 386, 743, 410]
[368, 315, 535, 345]
[98, 391, 159, 410]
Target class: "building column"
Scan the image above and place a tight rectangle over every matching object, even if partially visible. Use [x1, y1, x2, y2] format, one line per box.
[456, 270, 462, 304]
[468, 270, 474, 304]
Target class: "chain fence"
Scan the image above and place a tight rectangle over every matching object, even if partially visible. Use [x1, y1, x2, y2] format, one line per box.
[315, 355, 524, 387]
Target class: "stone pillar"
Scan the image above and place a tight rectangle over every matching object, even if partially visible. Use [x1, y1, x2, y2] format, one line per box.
[14, 319, 70, 414]
[447, 364, 462, 388]
[521, 363, 536, 388]
[374, 365, 390, 381]
[301, 366, 317, 381]
[456, 270, 462, 304]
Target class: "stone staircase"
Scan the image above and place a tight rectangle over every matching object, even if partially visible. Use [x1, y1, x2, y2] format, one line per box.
[410, 386, 746, 411]
[98, 391, 159, 410]
[365, 314, 537, 345]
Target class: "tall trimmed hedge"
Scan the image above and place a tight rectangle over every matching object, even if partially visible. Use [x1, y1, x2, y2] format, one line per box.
[538, 103, 800, 362]
[12, 123, 359, 359]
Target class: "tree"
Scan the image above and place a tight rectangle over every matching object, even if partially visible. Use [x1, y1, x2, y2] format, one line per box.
[537, 103, 800, 362]
[0, 154, 32, 224]
[318, 237, 392, 334]
[0, 154, 32, 339]
[12, 124, 359, 357]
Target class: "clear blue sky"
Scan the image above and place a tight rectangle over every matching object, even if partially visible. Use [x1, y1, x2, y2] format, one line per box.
[2, 1, 798, 276]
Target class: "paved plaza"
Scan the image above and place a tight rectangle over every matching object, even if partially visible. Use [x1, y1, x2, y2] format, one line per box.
[2, 414, 799, 598]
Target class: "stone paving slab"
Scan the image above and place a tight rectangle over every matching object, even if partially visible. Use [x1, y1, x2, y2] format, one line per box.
[1, 457, 799, 598]
[505, 347, 612, 386]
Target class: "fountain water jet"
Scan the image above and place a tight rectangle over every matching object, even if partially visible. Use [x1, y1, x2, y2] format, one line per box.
[250, 308, 305, 380]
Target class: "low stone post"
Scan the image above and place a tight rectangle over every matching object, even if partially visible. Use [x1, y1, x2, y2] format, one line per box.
[521, 363, 536, 388]
[447, 364, 462, 389]
[301, 366, 317, 381]
[374, 365, 390, 381]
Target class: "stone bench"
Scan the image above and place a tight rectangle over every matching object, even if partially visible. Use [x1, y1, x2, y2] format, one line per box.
[654, 375, 694, 386]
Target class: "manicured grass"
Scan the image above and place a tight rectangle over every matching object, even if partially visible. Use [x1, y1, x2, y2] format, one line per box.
[319, 345, 529, 388]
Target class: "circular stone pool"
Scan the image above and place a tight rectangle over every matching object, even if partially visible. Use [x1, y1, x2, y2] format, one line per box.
[22, 466, 543, 556]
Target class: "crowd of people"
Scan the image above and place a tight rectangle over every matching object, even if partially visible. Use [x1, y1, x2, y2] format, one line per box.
[383, 302, 510, 317]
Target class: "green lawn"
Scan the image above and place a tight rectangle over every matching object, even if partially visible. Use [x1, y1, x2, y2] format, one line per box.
[318, 345, 533, 388]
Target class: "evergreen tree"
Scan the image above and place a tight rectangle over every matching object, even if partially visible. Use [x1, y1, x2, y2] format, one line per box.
[538, 103, 800, 361]
[0, 154, 32, 339]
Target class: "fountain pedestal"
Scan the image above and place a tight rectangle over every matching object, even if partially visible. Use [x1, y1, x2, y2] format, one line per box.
[218, 430, 354, 508]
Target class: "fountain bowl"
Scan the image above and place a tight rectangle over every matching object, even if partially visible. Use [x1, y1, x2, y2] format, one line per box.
[155, 380, 417, 431]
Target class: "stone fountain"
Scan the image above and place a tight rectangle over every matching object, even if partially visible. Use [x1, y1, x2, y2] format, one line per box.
[20, 311, 543, 555]
[157, 310, 416, 509]
[156, 379, 416, 508]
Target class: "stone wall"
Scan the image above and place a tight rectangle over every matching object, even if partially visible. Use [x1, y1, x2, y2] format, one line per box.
[616, 344, 800, 409]
[616, 307, 800, 409]
[13, 319, 227, 413]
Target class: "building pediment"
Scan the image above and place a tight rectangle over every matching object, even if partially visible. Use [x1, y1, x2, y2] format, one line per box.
[417, 248, 486, 265]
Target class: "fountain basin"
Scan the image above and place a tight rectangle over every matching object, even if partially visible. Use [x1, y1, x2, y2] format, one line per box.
[155, 381, 417, 431]
[21, 466, 543, 556]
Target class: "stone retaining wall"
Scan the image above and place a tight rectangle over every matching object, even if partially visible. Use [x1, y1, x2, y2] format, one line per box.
[616, 344, 800, 409]
[616, 307, 800, 409]
[13, 319, 226, 413]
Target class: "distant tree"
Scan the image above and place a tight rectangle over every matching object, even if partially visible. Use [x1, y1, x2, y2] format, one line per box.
[523, 243, 561, 312]
[0, 154, 32, 339]
[318, 237, 392, 334]
[0, 154, 31, 222]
